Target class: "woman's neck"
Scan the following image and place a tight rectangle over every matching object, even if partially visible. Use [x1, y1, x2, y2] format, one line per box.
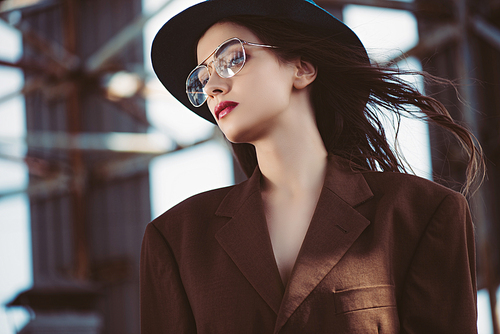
[253, 112, 328, 198]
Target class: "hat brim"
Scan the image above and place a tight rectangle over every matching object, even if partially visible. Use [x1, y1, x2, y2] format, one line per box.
[151, 0, 367, 124]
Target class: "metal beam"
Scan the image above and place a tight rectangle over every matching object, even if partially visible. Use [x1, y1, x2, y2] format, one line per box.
[0, 0, 45, 13]
[85, 0, 177, 73]
[0, 77, 45, 104]
[91, 135, 215, 182]
[0, 134, 216, 199]
[0, 59, 49, 73]
[456, 0, 499, 331]
[0, 16, 80, 72]
[106, 96, 153, 128]
[0, 0, 57, 14]
[0, 153, 63, 178]
[6, 132, 174, 153]
[91, 153, 159, 183]
[0, 173, 71, 200]
[384, 24, 460, 65]
[63, 0, 88, 282]
[470, 15, 500, 52]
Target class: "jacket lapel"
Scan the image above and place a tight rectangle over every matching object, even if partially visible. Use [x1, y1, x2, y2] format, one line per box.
[215, 169, 285, 314]
[274, 155, 374, 332]
[214, 155, 374, 326]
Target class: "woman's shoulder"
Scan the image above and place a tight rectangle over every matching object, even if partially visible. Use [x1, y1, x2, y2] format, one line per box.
[154, 184, 235, 221]
[361, 170, 467, 207]
[148, 181, 245, 241]
[360, 171, 471, 240]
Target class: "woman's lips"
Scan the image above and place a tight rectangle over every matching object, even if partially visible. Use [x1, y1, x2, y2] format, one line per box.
[214, 101, 239, 120]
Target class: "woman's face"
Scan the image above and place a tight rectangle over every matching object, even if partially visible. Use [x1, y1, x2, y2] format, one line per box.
[197, 22, 300, 144]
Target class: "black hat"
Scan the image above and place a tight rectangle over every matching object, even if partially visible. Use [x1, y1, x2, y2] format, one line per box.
[151, 0, 367, 124]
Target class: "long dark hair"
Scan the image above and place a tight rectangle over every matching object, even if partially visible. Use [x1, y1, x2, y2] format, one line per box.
[220, 15, 484, 195]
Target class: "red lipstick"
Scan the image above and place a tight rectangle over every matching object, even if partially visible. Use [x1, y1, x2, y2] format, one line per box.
[214, 101, 239, 120]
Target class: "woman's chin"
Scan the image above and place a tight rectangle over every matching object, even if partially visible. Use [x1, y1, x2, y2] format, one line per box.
[219, 116, 274, 144]
[221, 127, 256, 145]
[224, 133, 251, 144]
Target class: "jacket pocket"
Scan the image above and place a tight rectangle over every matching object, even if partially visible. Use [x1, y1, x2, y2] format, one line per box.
[334, 285, 396, 314]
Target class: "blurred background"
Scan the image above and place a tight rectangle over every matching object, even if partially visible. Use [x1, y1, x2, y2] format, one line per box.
[0, 0, 498, 333]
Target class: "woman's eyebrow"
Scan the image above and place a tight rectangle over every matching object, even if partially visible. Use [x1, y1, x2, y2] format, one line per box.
[198, 49, 216, 67]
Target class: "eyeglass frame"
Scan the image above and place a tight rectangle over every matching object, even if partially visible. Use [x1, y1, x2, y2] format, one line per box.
[185, 37, 277, 107]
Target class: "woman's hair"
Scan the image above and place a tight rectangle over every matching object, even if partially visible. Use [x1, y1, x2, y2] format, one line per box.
[219, 15, 484, 196]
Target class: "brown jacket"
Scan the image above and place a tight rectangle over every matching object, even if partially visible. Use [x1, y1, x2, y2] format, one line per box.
[140, 155, 477, 333]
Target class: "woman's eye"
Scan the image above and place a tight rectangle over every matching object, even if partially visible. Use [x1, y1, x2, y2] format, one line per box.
[229, 52, 244, 67]
[198, 72, 209, 86]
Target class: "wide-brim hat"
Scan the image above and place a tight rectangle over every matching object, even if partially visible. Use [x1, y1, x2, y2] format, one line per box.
[151, 0, 368, 124]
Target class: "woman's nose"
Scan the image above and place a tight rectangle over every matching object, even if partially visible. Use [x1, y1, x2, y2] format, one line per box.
[204, 70, 229, 98]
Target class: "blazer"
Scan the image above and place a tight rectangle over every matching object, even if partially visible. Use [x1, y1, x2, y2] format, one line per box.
[140, 155, 477, 334]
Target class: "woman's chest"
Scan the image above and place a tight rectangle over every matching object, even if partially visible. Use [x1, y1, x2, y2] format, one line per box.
[263, 194, 320, 285]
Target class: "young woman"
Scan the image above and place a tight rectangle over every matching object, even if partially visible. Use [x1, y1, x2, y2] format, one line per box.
[141, 0, 483, 332]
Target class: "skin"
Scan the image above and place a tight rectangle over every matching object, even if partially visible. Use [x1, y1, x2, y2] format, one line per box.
[198, 22, 328, 285]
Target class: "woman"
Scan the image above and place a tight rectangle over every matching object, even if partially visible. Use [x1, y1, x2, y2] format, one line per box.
[141, 0, 483, 333]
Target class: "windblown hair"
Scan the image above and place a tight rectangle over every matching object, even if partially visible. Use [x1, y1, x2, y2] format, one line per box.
[220, 15, 484, 195]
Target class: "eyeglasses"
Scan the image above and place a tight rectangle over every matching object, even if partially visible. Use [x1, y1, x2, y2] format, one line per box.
[186, 37, 276, 107]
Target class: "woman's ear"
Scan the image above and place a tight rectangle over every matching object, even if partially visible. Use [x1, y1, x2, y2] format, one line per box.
[293, 59, 317, 89]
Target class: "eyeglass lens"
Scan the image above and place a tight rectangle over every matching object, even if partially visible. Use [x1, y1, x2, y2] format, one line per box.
[186, 39, 246, 107]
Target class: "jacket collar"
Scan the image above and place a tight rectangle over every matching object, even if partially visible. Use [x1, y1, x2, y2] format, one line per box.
[214, 155, 374, 329]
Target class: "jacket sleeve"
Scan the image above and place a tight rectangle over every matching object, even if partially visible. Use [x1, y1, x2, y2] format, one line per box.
[140, 222, 197, 334]
[399, 193, 477, 334]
